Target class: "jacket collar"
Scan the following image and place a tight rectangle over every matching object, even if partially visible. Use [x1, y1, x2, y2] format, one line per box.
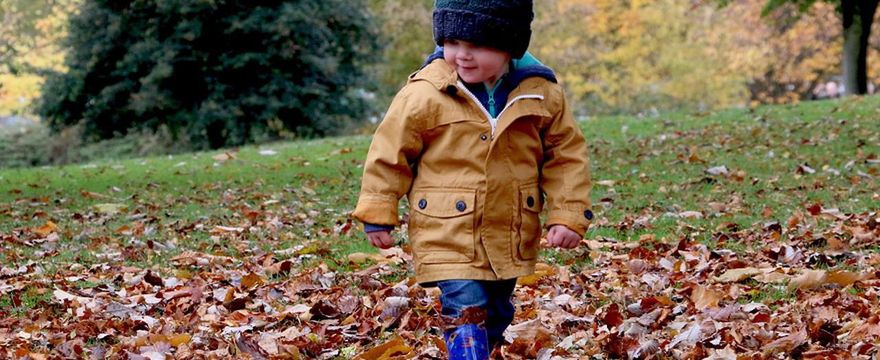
[409, 59, 459, 91]
[414, 47, 557, 89]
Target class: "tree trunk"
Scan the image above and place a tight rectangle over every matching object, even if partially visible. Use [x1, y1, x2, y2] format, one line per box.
[841, 0, 879, 95]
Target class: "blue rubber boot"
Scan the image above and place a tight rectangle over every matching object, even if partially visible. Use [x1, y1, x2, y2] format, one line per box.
[444, 324, 490, 360]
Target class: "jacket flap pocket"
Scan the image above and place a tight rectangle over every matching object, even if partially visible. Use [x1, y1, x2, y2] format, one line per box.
[519, 184, 542, 213]
[411, 189, 476, 218]
[508, 98, 551, 119]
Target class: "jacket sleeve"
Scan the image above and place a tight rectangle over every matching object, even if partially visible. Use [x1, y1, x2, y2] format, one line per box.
[540, 87, 593, 236]
[351, 86, 424, 226]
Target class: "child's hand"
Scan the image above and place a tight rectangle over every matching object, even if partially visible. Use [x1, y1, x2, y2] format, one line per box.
[546, 225, 581, 249]
[367, 230, 395, 249]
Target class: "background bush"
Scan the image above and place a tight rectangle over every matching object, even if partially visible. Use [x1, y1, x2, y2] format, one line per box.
[0, 122, 182, 168]
[38, 0, 380, 149]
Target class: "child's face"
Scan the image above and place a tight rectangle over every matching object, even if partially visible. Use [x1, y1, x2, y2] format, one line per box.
[443, 39, 511, 86]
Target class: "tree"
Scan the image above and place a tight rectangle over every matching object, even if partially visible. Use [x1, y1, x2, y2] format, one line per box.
[0, 0, 48, 75]
[38, 0, 379, 149]
[0, 0, 75, 114]
[723, 0, 879, 95]
[531, 0, 757, 115]
[367, 0, 433, 103]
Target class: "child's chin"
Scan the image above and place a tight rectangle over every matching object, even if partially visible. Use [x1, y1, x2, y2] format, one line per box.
[459, 74, 485, 84]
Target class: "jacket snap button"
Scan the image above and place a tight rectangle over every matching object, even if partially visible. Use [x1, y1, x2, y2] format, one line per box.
[480, 133, 488, 141]
[584, 209, 594, 220]
[455, 200, 467, 212]
[418, 199, 427, 209]
[526, 196, 535, 207]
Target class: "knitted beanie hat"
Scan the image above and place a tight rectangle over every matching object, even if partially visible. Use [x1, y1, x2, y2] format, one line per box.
[433, 0, 534, 59]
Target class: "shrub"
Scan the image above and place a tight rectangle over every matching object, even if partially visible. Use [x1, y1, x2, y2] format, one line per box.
[38, 0, 380, 149]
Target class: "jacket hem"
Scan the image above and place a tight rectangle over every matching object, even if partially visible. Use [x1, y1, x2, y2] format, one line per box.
[415, 264, 535, 285]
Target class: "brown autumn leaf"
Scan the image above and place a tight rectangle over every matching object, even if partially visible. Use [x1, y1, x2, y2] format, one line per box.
[211, 225, 244, 235]
[714, 267, 763, 283]
[236, 333, 269, 360]
[691, 285, 724, 310]
[353, 336, 413, 360]
[33, 221, 57, 236]
[213, 152, 236, 161]
[241, 272, 264, 289]
[80, 190, 107, 199]
[348, 252, 386, 264]
[848, 316, 880, 342]
[789, 269, 827, 290]
[763, 328, 808, 355]
[143, 271, 163, 287]
[516, 263, 556, 286]
[825, 271, 864, 287]
[602, 303, 625, 327]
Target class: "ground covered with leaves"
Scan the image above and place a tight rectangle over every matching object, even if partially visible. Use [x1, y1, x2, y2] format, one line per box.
[1, 97, 879, 359]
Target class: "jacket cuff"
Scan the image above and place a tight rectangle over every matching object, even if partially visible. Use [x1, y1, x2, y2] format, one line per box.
[364, 223, 394, 233]
[546, 209, 593, 237]
[351, 195, 400, 226]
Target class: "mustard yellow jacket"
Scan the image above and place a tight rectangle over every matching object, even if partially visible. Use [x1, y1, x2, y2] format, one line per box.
[352, 59, 592, 284]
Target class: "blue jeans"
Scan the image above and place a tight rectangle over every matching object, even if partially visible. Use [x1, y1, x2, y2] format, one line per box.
[437, 279, 517, 348]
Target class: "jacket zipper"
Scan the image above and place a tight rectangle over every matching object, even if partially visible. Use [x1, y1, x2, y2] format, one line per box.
[486, 80, 499, 116]
[456, 80, 544, 137]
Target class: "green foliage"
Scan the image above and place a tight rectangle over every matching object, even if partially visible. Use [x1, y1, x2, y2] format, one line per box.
[0, 0, 74, 115]
[367, 0, 434, 101]
[0, 121, 183, 168]
[760, 0, 822, 16]
[533, 0, 756, 116]
[37, 0, 380, 149]
[0, 0, 52, 74]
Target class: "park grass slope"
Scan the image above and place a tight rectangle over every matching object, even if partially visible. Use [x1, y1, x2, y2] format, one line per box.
[0, 97, 878, 358]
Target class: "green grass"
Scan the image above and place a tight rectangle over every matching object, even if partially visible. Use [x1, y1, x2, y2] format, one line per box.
[0, 286, 53, 317]
[1, 96, 879, 276]
[738, 282, 798, 309]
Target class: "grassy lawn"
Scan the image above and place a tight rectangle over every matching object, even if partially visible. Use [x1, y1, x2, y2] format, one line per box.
[0, 96, 878, 358]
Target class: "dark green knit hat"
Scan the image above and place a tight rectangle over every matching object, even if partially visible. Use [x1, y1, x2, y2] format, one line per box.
[433, 0, 534, 59]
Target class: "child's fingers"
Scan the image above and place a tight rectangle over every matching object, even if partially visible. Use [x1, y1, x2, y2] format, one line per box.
[545, 226, 559, 246]
[377, 232, 394, 249]
[368, 234, 381, 248]
[367, 231, 394, 249]
[379, 233, 394, 248]
[563, 235, 579, 249]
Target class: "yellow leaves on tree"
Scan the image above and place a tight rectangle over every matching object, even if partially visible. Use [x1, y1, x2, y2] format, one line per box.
[529, 0, 867, 114]
[533, 0, 755, 114]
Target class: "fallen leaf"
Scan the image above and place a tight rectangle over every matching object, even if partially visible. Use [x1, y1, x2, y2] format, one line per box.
[705, 165, 730, 176]
[517, 263, 556, 286]
[241, 272, 264, 289]
[94, 203, 127, 214]
[691, 285, 724, 309]
[826, 271, 864, 287]
[213, 152, 236, 161]
[714, 267, 763, 283]
[763, 328, 808, 355]
[678, 211, 703, 219]
[352, 336, 412, 360]
[789, 269, 827, 290]
[211, 226, 244, 234]
[33, 221, 57, 236]
[347, 252, 385, 264]
[236, 333, 268, 360]
[669, 323, 704, 349]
